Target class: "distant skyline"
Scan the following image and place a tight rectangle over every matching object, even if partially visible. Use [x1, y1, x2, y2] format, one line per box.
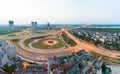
[0, 0, 120, 25]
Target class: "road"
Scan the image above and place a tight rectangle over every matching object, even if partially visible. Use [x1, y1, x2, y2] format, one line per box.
[19, 32, 68, 54]
[62, 28, 120, 59]
[1, 28, 120, 63]
[1, 30, 74, 63]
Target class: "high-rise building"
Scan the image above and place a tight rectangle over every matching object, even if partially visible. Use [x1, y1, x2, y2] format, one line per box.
[9, 20, 14, 28]
[47, 22, 50, 30]
[31, 22, 34, 28]
[31, 21, 37, 29]
[35, 22, 37, 27]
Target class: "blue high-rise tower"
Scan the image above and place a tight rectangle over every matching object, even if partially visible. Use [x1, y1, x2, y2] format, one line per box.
[31, 21, 37, 30]
[35, 22, 37, 28]
[47, 22, 50, 30]
[9, 20, 14, 28]
[31, 22, 34, 28]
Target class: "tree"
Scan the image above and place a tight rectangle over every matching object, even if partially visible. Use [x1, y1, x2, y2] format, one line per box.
[101, 63, 106, 72]
[3, 64, 17, 74]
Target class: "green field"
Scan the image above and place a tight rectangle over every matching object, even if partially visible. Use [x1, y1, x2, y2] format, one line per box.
[31, 38, 64, 49]
[83, 28, 120, 33]
[11, 39, 20, 46]
[24, 39, 33, 47]
[32, 30, 45, 34]
[8, 34, 16, 36]
[61, 33, 77, 47]
[0, 25, 29, 35]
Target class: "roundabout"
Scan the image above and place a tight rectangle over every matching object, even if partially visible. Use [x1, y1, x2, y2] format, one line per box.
[3, 28, 120, 65]
[17, 31, 77, 62]
[44, 39, 58, 46]
[31, 38, 64, 49]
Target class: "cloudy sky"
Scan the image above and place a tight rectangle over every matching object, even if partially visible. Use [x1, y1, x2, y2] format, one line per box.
[0, 0, 120, 24]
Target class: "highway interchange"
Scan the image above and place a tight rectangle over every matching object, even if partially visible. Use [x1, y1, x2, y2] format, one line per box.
[1, 27, 120, 64]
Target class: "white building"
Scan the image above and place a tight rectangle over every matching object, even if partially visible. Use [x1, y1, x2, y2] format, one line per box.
[0, 49, 9, 67]
[0, 39, 8, 50]
[0, 51, 9, 67]
[6, 45, 17, 59]
[0, 39, 17, 67]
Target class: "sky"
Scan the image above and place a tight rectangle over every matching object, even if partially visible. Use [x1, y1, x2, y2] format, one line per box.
[0, 0, 120, 25]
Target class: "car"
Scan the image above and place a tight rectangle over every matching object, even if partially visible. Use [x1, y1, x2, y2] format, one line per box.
[15, 68, 19, 71]
[116, 55, 120, 57]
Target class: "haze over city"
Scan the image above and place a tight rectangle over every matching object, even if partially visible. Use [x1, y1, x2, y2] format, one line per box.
[1, 0, 120, 74]
[0, 0, 120, 24]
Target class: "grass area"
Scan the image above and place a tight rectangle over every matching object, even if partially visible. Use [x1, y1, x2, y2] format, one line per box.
[24, 39, 33, 47]
[8, 34, 16, 36]
[0, 25, 29, 35]
[61, 33, 77, 47]
[10, 38, 36, 54]
[31, 38, 64, 49]
[32, 30, 44, 34]
[90, 51, 120, 65]
[83, 28, 120, 33]
[11, 39, 20, 46]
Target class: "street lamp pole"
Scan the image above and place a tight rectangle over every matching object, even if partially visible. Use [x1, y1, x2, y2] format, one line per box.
[67, 34, 68, 44]
[47, 59, 51, 74]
